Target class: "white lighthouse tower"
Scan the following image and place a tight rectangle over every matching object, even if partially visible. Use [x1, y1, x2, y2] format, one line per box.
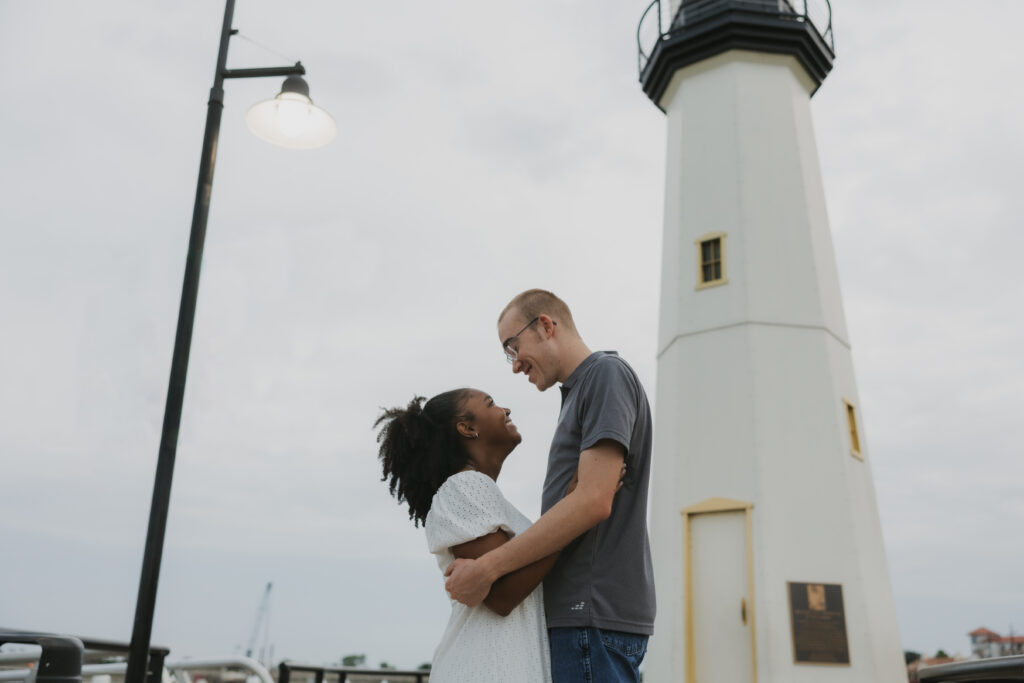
[637, 1, 906, 681]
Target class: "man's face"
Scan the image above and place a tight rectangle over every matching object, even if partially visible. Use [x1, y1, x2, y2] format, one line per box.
[498, 312, 559, 391]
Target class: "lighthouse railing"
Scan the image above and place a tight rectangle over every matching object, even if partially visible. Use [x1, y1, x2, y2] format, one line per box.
[638, 0, 834, 78]
[637, 0, 664, 75]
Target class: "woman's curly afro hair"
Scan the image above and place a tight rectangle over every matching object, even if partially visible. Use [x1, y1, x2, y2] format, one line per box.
[375, 389, 474, 527]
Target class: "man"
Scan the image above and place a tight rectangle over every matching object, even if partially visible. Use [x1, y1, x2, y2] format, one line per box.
[444, 289, 656, 682]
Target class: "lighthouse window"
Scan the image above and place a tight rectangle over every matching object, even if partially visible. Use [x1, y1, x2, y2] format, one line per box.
[697, 235, 725, 287]
[844, 400, 863, 459]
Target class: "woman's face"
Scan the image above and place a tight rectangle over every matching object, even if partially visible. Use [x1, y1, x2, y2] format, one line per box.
[461, 389, 522, 450]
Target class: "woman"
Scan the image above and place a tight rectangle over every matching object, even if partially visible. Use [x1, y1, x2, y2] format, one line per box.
[376, 388, 562, 682]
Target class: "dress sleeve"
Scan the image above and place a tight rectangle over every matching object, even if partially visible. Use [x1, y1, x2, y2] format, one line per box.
[425, 471, 514, 554]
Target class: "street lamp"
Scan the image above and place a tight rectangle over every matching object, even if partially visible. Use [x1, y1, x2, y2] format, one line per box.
[125, 2, 334, 682]
[247, 74, 336, 149]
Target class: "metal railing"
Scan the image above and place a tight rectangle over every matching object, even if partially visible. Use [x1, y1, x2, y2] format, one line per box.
[279, 662, 429, 683]
[918, 654, 1024, 681]
[165, 656, 275, 683]
[0, 634, 83, 683]
[638, 0, 834, 76]
[0, 635, 171, 683]
[1, 636, 431, 683]
[3, 650, 283, 683]
[0, 634, 168, 672]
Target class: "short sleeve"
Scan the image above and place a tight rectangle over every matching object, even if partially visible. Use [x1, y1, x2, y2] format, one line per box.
[425, 471, 514, 554]
[579, 357, 639, 455]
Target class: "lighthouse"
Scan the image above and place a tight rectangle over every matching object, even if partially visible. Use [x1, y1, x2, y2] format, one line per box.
[637, 1, 906, 681]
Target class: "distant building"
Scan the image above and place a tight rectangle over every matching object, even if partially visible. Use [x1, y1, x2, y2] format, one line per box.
[969, 627, 1024, 659]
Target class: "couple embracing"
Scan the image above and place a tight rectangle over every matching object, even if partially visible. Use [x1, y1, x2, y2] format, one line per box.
[376, 289, 655, 682]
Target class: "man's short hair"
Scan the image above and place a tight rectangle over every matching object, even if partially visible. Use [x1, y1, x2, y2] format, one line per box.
[499, 289, 579, 335]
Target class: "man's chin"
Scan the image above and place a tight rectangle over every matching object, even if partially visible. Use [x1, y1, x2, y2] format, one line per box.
[526, 371, 554, 391]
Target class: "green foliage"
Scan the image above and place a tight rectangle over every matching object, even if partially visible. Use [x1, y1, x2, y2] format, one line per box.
[904, 651, 922, 665]
[418, 663, 431, 670]
[935, 649, 950, 659]
[340, 654, 365, 667]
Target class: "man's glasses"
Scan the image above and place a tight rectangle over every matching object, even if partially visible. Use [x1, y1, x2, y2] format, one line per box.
[502, 317, 556, 364]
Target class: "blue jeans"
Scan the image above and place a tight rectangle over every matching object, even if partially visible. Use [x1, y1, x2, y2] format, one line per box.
[549, 627, 648, 683]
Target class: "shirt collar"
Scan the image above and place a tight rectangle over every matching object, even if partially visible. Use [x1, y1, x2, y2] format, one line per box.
[560, 350, 617, 394]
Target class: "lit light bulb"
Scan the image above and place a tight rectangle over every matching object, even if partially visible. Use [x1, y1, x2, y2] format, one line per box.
[246, 76, 336, 149]
[274, 92, 312, 138]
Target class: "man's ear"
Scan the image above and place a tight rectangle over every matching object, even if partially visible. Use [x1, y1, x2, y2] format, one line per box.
[538, 314, 557, 338]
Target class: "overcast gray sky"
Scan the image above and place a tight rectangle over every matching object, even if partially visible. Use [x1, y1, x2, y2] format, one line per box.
[2, 0, 1022, 670]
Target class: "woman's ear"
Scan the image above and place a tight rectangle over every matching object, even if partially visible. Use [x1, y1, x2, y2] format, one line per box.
[455, 420, 476, 439]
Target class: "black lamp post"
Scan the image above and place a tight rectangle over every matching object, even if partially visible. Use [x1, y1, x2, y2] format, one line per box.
[125, 3, 334, 682]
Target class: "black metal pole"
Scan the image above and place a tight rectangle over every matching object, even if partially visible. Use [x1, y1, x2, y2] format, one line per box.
[124, 1, 236, 681]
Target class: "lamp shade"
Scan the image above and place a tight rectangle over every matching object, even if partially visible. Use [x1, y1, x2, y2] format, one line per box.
[246, 75, 336, 149]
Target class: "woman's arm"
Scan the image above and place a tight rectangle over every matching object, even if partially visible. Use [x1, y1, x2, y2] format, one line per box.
[447, 470, 591, 616]
[451, 531, 558, 617]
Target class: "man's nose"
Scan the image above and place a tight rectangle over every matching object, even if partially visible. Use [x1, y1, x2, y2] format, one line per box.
[512, 359, 524, 374]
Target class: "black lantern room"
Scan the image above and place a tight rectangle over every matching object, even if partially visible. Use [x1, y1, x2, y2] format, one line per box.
[637, 0, 835, 107]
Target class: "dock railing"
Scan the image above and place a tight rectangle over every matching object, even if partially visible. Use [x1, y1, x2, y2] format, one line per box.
[0, 634, 171, 683]
[0, 634, 83, 683]
[278, 662, 429, 683]
[918, 654, 1024, 682]
[1, 635, 430, 683]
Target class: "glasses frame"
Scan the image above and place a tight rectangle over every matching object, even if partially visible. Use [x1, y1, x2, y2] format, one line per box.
[501, 317, 558, 364]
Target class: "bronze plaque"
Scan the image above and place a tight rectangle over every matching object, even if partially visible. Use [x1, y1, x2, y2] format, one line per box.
[788, 582, 850, 665]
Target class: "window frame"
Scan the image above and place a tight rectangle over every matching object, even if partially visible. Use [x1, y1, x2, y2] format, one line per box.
[695, 232, 728, 290]
[843, 398, 863, 460]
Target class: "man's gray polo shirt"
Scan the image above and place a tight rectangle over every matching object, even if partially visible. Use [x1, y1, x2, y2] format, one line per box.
[541, 350, 656, 635]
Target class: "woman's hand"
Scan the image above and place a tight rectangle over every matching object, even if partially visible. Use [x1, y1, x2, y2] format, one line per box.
[566, 470, 580, 495]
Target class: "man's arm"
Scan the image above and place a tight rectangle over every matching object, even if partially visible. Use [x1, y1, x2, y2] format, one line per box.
[443, 439, 625, 606]
[450, 530, 559, 617]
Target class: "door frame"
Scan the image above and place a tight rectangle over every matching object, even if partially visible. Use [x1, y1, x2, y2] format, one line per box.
[682, 497, 757, 683]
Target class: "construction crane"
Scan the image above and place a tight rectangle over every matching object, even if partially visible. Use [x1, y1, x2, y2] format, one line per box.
[245, 582, 273, 664]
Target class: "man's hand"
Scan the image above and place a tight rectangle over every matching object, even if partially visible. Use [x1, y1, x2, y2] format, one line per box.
[444, 440, 627, 604]
[444, 557, 494, 607]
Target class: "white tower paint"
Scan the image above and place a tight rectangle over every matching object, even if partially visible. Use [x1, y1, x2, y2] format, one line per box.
[637, 4, 906, 681]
